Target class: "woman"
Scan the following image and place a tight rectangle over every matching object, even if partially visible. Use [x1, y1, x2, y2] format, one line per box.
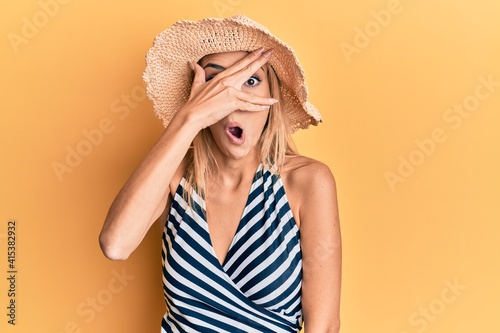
[99, 15, 341, 332]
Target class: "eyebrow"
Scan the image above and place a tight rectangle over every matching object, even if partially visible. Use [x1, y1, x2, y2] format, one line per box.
[202, 63, 265, 74]
[203, 63, 226, 71]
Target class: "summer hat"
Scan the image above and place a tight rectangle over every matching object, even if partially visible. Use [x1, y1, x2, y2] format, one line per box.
[143, 14, 322, 132]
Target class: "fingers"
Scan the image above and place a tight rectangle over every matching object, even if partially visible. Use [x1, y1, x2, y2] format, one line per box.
[227, 90, 278, 112]
[181, 51, 277, 129]
[220, 48, 273, 82]
[235, 90, 278, 107]
[190, 61, 206, 88]
[235, 101, 274, 112]
[190, 48, 272, 92]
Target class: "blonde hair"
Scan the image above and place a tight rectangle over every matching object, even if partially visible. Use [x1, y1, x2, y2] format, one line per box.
[183, 63, 298, 200]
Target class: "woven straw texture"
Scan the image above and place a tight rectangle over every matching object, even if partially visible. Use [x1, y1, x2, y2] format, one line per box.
[143, 15, 322, 132]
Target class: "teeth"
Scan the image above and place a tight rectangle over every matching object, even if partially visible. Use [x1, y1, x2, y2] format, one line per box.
[228, 127, 242, 138]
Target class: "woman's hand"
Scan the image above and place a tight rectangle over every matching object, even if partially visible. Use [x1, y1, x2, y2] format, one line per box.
[179, 48, 278, 130]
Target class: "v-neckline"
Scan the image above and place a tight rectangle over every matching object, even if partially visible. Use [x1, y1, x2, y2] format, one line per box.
[202, 163, 263, 269]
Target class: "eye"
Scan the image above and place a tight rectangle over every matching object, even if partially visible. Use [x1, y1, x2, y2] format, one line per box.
[245, 75, 261, 87]
[206, 74, 216, 82]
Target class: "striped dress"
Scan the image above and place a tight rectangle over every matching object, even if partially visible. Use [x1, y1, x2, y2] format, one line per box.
[161, 164, 303, 332]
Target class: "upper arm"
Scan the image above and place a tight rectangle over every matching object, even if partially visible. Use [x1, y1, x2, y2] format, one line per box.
[297, 162, 341, 332]
[151, 155, 186, 225]
[100, 153, 186, 261]
[153, 193, 172, 232]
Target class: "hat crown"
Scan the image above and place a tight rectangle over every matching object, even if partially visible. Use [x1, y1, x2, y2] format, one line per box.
[230, 14, 270, 33]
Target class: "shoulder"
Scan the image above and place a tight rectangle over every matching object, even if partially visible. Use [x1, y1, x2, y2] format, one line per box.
[280, 155, 337, 228]
[281, 155, 336, 192]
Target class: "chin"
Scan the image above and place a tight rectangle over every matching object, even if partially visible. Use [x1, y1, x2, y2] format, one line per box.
[218, 144, 254, 161]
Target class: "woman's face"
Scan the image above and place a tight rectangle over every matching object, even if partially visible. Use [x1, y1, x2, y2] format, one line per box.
[199, 51, 271, 161]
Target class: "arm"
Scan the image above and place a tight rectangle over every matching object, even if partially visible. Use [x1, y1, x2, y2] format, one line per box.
[299, 162, 342, 332]
[98, 114, 199, 260]
[98, 48, 277, 260]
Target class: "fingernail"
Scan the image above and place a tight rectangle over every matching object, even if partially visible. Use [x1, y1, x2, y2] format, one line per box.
[254, 47, 264, 55]
[262, 49, 273, 58]
[269, 98, 279, 104]
[261, 105, 270, 109]
[188, 61, 194, 70]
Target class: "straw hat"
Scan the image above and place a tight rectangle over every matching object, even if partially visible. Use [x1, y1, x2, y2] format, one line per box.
[143, 14, 322, 132]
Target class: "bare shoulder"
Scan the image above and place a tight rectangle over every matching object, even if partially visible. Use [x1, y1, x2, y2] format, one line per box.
[280, 155, 337, 228]
[281, 155, 336, 191]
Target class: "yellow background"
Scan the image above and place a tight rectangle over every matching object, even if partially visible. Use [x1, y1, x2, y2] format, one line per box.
[1, 0, 499, 332]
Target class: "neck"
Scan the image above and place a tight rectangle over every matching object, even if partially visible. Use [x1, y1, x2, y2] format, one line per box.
[210, 148, 261, 190]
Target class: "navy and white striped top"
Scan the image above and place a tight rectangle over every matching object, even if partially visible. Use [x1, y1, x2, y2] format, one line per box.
[161, 164, 303, 332]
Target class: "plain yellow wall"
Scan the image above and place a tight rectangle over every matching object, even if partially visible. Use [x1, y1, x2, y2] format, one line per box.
[1, 0, 499, 332]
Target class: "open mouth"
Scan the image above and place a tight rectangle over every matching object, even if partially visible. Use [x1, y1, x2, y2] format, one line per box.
[228, 126, 243, 139]
[225, 123, 245, 145]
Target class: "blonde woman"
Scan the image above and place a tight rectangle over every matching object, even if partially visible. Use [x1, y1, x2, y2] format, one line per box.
[99, 15, 341, 333]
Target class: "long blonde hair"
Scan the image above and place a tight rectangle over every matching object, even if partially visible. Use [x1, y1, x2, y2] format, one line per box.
[183, 63, 298, 200]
